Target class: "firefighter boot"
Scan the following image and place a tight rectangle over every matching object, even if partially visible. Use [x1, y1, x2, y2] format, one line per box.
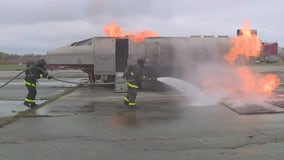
[23, 102, 38, 108]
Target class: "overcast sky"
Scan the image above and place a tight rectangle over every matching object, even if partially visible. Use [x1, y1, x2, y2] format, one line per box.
[0, 0, 283, 55]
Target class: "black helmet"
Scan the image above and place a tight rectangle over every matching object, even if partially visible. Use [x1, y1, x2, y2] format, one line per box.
[36, 59, 47, 68]
[137, 57, 146, 64]
[137, 57, 147, 68]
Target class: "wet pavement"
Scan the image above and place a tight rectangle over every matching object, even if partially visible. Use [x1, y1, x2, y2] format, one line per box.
[0, 66, 284, 160]
[0, 78, 84, 123]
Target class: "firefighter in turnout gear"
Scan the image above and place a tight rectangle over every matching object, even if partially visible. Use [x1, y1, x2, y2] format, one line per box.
[123, 58, 146, 108]
[23, 59, 53, 108]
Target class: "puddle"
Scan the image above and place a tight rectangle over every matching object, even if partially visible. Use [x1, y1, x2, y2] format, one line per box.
[36, 103, 95, 116]
[111, 110, 141, 128]
[110, 101, 184, 128]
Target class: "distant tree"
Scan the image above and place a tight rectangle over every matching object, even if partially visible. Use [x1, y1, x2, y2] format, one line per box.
[0, 52, 44, 64]
[0, 52, 9, 60]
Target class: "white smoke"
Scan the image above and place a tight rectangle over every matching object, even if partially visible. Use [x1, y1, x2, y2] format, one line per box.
[156, 37, 272, 106]
[158, 77, 220, 106]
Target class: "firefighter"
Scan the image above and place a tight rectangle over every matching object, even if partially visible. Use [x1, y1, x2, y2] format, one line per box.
[123, 57, 146, 108]
[23, 59, 53, 108]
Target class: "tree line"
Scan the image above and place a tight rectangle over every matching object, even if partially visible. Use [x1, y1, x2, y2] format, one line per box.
[0, 52, 45, 64]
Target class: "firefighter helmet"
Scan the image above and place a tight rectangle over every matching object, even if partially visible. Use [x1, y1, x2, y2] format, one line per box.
[137, 57, 148, 68]
[36, 59, 47, 68]
[137, 57, 147, 64]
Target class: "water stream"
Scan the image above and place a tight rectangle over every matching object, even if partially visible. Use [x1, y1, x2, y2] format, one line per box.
[158, 77, 220, 106]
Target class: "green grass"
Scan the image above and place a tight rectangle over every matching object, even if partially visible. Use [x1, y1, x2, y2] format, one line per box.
[0, 64, 26, 71]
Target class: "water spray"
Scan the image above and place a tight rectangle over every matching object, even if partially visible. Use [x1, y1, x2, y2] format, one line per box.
[157, 77, 219, 106]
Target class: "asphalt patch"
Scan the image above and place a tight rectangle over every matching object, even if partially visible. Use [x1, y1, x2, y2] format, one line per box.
[221, 98, 284, 115]
[266, 98, 284, 109]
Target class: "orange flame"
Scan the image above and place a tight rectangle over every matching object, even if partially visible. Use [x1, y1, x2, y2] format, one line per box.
[128, 30, 159, 43]
[104, 22, 125, 37]
[236, 66, 280, 94]
[201, 67, 280, 94]
[224, 21, 262, 64]
[222, 21, 280, 93]
[258, 74, 280, 93]
[236, 67, 256, 93]
[103, 22, 159, 43]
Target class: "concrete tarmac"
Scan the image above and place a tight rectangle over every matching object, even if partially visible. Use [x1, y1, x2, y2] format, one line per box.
[0, 66, 284, 160]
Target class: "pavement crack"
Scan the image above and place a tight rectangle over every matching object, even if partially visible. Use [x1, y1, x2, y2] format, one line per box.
[230, 139, 281, 150]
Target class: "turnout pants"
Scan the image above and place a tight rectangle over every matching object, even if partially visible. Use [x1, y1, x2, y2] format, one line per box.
[124, 86, 138, 107]
[25, 84, 37, 105]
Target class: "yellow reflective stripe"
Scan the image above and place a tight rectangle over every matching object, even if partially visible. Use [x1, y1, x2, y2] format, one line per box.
[124, 97, 129, 102]
[130, 72, 134, 76]
[39, 74, 43, 78]
[25, 98, 36, 103]
[129, 102, 136, 106]
[24, 80, 36, 87]
[127, 82, 139, 88]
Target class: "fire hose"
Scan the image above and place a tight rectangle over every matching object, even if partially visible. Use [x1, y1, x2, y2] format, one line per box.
[0, 66, 133, 88]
